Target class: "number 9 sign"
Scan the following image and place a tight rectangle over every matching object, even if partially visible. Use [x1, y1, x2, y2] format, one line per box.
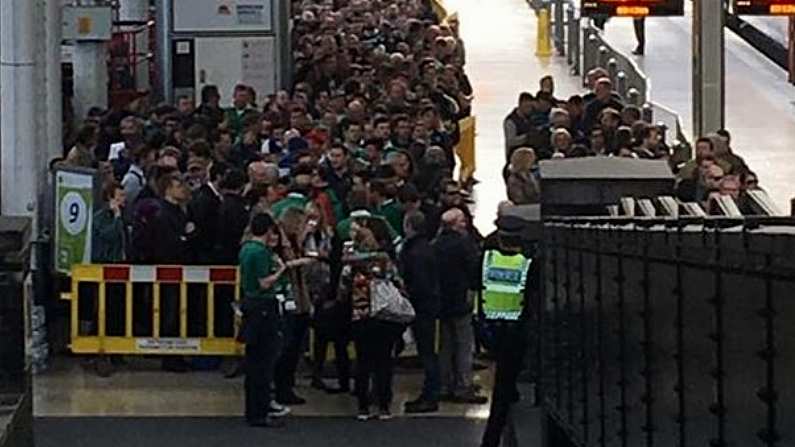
[60, 191, 88, 236]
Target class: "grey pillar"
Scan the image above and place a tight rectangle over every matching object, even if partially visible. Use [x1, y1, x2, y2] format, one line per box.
[693, 0, 725, 137]
[41, 0, 63, 235]
[277, 0, 292, 90]
[156, 0, 172, 103]
[45, 0, 63, 162]
[73, 0, 108, 120]
[554, 0, 565, 56]
[1, 0, 37, 217]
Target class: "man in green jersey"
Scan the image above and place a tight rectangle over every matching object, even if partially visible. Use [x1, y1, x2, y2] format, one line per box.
[239, 213, 312, 427]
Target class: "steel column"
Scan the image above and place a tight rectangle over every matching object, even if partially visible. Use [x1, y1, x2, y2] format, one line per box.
[692, 0, 725, 136]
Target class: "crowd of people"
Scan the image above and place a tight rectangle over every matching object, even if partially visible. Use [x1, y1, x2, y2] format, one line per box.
[501, 69, 764, 215]
[57, 0, 491, 428]
[54, 0, 771, 433]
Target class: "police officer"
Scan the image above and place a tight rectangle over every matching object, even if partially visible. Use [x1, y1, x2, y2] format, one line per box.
[238, 214, 313, 427]
[480, 212, 539, 447]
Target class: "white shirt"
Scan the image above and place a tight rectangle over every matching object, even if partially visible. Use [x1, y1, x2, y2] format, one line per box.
[108, 142, 126, 161]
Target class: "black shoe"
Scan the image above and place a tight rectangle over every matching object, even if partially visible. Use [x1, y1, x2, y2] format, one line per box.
[632, 47, 644, 56]
[452, 392, 488, 405]
[161, 357, 189, 373]
[276, 393, 307, 406]
[404, 399, 439, 414]
[247, 417, 286, 428]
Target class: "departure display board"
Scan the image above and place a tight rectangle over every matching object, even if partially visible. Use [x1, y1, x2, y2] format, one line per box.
[581, 0, 685, 17]
[733, 0, 795, 15]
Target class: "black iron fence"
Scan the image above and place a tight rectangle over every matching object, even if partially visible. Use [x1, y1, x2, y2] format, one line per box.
[538, 216, 795, 447]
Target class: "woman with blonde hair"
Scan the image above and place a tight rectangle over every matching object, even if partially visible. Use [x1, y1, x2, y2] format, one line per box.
[550, 128, 572, 157]
[506, 147, 540, 205]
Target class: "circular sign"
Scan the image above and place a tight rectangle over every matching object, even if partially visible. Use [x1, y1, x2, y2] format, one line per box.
[60, 192, 88, 236]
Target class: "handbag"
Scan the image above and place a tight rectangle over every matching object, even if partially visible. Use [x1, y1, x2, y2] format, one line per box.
[369, 279, 416, 324]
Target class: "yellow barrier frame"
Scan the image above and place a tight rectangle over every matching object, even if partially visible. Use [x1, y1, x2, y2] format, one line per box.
[62, 264, 243, 356]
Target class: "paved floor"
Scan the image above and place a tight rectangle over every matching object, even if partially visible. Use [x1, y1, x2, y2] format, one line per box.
[34, 356, 493, 418]
[35, 416, 491, 447]
[602, 10, 795, 212]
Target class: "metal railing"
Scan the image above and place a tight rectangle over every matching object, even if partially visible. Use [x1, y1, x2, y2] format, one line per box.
[540, 2, 693, 159]
[538, 216, 795, 447]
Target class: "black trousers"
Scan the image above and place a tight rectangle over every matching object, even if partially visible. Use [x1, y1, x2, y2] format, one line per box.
[412, 316, 440, 401]
[312, 326, 351, 388]
[274, 313, 311, 398]
[244, 310, 283, 422]
[352, 319, 402, 410]
[634, 18, 646, 51]
[481, 322, 529, 447]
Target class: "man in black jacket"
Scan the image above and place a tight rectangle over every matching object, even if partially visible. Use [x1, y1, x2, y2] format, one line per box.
[400, 211, 442, 413]
[433, 208, 488, 404]
[214, 169, 250, 264]
[188, 161, 228, 264]
[582, 77, 624, 133]
[151, 172, 195, 372]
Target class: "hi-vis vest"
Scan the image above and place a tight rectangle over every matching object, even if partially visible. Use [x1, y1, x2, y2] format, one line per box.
[482, 250, 531, 321]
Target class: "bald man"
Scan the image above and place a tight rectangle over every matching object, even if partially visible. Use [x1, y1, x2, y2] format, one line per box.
[247, 161, 280, 188]
[433, 207, 488, 404]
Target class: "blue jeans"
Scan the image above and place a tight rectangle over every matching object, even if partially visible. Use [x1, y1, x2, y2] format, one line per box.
[439, 314, 475, 395]
[413, 316, 440, 401]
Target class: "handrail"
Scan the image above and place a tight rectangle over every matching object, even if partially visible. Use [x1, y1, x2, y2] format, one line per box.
[580, 22, 691, 159]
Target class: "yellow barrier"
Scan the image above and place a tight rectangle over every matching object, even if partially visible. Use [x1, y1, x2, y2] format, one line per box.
[536, 8, 552, 57]
[62, 264, 242, 356]
[456, 116, 477, 183]
[431, 0, 449, 21]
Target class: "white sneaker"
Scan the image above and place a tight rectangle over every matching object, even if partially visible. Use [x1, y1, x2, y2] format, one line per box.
[268, 401, 291, 418]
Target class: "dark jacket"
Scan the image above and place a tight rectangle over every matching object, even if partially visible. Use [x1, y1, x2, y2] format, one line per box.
[215, 193, 250, 264]
[399, 234, 441, 318]
[433, 229, 480, 318]
[582, 97, 624, 132]
[187, 184, 223, 264]
[91, 207, 126, 263]
[150, 199, 191, 264]
[323, 162, 353, 215]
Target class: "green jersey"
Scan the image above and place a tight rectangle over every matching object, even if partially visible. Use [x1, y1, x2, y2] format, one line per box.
[239, 240, 287, 300]
[374, 199, 405, 236]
